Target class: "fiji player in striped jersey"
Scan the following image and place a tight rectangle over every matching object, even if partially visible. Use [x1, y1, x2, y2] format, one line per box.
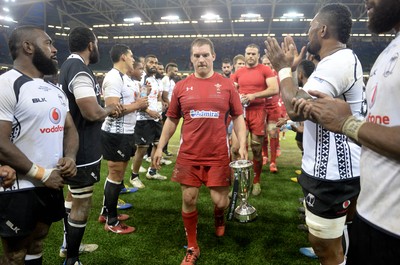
[0, 26, 78, 265]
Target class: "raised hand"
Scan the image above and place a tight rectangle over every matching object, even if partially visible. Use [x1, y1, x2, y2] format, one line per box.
[284, 35, 306, 71]
[264, 37, 293, 72]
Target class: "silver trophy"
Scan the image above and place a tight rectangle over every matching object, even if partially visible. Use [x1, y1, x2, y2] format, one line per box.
[229, 160, 257, 223]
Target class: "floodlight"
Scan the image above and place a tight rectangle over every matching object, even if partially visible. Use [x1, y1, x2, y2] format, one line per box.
[161, 15, 180, 20]
[124, 17, 142, 22]
[282, 12, 304, 18]
[241, 13, 260, 18]
[201, 13, 220, 20]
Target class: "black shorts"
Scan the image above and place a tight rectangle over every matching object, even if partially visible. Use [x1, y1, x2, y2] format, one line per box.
[0, 188, 64, 238]
[134, 120, 162, 146]
[101, 131, 134, 162]
[295, 132, 303, 143]
[64, 162, 101, 188]
[347, 213, 400, 265]
[298, 172, 360, 218]
[162, 108, 168, 122]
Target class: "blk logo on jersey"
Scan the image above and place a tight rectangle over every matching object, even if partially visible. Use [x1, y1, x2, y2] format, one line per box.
[190, 110, 220, 119]
[32, 98, 47, 103]
[49, 107, 62, 124]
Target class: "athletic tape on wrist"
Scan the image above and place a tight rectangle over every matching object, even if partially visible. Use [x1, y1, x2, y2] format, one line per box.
[26, 163, 53, 183]
[341, 116, 365, 142]
[278, 67, 292, 81]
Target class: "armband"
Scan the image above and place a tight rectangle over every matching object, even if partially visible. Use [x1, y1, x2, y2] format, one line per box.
[26, 163, 53, 183]
[341, 116, 365, 142]
[278, 67, 292, 81]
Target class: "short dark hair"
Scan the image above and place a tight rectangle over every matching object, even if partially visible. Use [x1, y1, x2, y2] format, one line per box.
[298, 60, 315, 79]
[8, 25, 41, 60]
[133, 60, 143, 69]
[68, 27, 96, 53]
[246, 43, 260, 53]
[109, 44, 130, 63]
[318, 3, 352, 44]
[165, 62, 178, 72]
[222, 58, 232, 65]
[191, 38, 215, 55]
[145, 54, 157, 63]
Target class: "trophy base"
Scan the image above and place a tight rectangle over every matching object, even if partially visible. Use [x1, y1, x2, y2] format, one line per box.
[234, 204, 257, 223]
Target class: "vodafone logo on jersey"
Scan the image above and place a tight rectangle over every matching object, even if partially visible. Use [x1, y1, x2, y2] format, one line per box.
[49, 107, 62, 124]
[40, 107, 64, 134]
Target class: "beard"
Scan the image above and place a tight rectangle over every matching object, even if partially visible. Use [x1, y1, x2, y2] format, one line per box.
[306, 40, 321, 57]
[155, 72, 163, 79]
[368, 0, 400, 34]
[32, 45, 58, 75]
[146, 66, 157, 75]
[89, 45, 99, 64]
[246, 59, 256, 67]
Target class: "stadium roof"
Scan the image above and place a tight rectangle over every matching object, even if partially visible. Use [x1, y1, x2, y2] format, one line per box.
[0, 0, 373, 40]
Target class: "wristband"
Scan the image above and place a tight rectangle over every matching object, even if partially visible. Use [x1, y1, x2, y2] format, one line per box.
[341, 116, 365, 142]
[26, 163, 54, 183]
[278, 67, 292, 81]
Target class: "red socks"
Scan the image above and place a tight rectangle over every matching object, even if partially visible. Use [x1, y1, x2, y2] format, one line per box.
[182, 210, 198, 249]
[270, 137, 279, 164]
[253, 158, 262, 183]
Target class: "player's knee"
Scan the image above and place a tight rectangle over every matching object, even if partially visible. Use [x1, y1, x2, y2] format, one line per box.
[69, 186, 93, 221]
[182, 193, 197, 208]
[136, 145, 149, 155]
[26, 238, 45, 256]
[216, 197, 230, 210]
[107, 168, 125, 180]
[2, 248, 27, 264]
[250, 140, 262, 154]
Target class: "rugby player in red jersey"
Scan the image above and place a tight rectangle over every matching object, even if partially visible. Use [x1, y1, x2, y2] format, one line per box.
[153, 38, 247, 265]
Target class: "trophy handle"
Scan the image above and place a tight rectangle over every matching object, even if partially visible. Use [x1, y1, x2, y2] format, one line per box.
[227, 171, 239, 221]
